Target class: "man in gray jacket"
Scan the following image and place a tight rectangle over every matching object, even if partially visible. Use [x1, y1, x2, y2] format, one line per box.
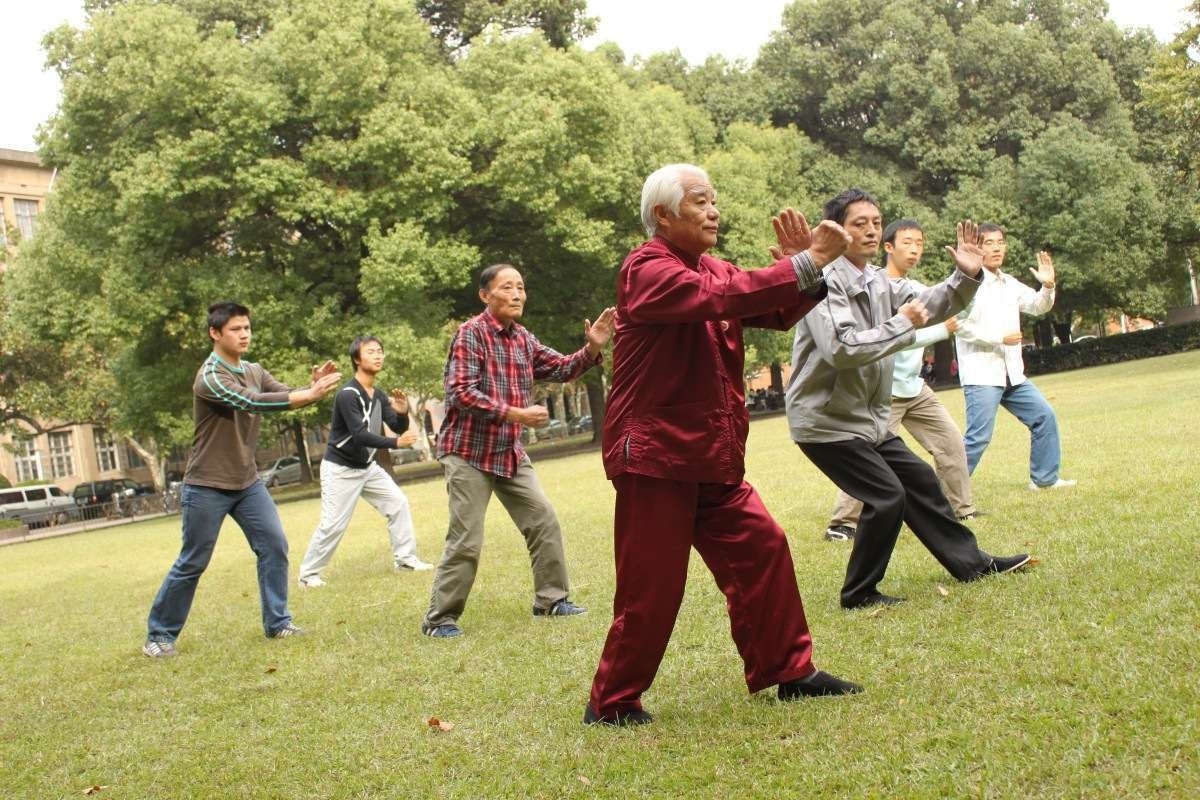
[785, 189, 1031, 610]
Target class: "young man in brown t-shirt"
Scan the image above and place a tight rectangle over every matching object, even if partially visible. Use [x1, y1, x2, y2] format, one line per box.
[143, 301, 341, 657]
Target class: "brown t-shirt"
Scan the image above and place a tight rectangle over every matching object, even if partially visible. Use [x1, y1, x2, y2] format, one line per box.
[183, 352, 293, 490]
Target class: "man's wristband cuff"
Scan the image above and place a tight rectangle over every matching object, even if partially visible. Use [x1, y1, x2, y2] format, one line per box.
[790, 251, 823, 292]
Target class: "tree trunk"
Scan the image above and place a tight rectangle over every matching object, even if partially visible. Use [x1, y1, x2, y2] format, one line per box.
[769, 361, 784, 393]
[124, 435, 165, 492]
[291, 419, 314, 483]
[1050, 317, 1072, 346]
[585, 370, 606, 444]
[375, 446, 401, 485]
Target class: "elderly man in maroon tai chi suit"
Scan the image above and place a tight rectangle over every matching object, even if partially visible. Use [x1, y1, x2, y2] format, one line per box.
[584, 164, 863, 726]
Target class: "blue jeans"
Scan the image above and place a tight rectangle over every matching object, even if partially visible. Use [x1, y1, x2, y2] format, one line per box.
[963, 381, 1061, 486]
[147, 482, 292, 641]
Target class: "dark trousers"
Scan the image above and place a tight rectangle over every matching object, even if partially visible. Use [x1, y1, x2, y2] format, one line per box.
[799, 436, 992, 607]
[588, 474, 815, 717]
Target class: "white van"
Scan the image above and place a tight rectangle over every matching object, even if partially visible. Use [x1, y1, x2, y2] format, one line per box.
[0, 484, 76, 526]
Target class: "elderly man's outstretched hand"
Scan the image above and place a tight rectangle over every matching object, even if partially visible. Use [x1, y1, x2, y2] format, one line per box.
[770, 208, 812, 259]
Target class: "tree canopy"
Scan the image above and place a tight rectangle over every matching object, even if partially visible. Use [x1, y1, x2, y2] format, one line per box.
[3, 0, 1195, 467]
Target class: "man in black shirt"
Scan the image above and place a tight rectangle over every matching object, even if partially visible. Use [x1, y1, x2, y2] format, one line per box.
[298, 336, 433, 587]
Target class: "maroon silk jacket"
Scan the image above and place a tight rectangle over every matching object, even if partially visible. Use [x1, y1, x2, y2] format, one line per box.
[602, 236, 824, 484]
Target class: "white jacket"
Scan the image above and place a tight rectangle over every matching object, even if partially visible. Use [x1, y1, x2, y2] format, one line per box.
[954, 268, 1054, 387]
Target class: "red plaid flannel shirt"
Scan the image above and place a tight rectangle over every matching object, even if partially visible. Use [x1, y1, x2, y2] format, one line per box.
[436, 311, 600, 478]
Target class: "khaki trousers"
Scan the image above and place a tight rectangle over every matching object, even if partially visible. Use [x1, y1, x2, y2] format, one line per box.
[423, 454, 570, 627]
[830, 384, 976, 526]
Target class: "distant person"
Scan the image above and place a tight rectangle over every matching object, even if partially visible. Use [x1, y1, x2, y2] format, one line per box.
[787, 190, 1032, 610]
[950, 224, 1075, 489]
[297, 335, 433, 588]
[143, 301, 341, 657]
[823, 218, 978, 543]
[586, 164, 861, 728]
[954, 224, 1075, 489]
[420, 264, 615, 638]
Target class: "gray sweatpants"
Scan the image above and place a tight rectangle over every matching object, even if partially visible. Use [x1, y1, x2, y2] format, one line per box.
[299, 461, 421, 581]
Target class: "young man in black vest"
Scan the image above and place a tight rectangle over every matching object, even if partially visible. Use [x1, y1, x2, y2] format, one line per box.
[298, 335, 433, 587]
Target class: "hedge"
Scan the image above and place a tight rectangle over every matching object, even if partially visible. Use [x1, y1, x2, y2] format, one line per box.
[1023, 320, 1200, 376]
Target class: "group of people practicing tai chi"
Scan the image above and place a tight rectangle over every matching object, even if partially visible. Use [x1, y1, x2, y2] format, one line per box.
[141, 163, 1073, 728]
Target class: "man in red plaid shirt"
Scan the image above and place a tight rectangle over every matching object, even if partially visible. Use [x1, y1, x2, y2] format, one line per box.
[421, 263, 616, 638]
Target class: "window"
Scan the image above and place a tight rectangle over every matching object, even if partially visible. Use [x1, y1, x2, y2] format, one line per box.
[125, 444, 145, 468]
[0, 490, 24, 506]
[13, 199, 39, 240]
[94, 428, 120, 472]
[14, 439, 42, 482]
[0, 202, 7, 247]
[48, 431, 75, 478]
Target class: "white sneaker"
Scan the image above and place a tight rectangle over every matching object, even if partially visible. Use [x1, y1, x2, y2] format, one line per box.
[395, 558, 434, 572]
[1028, 479, 1077, 490]
[298, 575, 326, 587]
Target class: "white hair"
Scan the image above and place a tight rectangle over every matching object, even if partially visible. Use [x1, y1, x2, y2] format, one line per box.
[640, 163, 710, 237]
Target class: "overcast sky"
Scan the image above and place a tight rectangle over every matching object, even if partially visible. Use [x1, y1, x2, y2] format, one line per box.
[2, 0, 1191, 151]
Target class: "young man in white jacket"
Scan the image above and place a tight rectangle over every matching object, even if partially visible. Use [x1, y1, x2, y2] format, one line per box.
[953, 225, 1075, 490]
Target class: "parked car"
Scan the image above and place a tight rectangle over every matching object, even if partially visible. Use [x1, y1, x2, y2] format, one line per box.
[258, 456, 304, 487]
[0, 484, 76, 527]
[72, 478, 155, 519]
[72, 478, 154, 506]
[538, 419, 569, 440]
[390, 446, 424, 465]
[568, 415, 592, 435]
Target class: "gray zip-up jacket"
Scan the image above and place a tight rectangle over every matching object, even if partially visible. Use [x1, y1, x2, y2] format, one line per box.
[786, 256, 981, 444]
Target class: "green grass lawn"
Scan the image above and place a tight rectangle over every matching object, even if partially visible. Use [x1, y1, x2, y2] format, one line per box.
[2, 352, 1197, 799]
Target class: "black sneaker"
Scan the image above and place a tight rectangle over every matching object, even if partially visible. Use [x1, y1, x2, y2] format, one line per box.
[778, 670, 863, 700]
[824, 524, 855, 542]
[841, 593, 905, 610]
[583, 705, 654, 726]
[533, 598, 586, 617]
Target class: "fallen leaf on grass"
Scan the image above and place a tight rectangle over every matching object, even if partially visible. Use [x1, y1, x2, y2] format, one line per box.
[1027, 557, 1042, 566]
[936, 584, 950, 597]
[336, 620, 346, 625]
[241, 592, 250, 598]
[578, 775, 592, 786]
[82, 786, 107, 795]
[867, 605, 886, 618]
[264, 666, 277, 674]
[426, 716, 454, 732]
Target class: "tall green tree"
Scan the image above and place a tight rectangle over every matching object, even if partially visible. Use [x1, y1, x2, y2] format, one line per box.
[1139, 2, 1200, 297]
[415, 0, 595, 53]
[758, 0, 1144, 201]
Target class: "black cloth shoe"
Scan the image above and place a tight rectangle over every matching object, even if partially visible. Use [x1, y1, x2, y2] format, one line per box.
[841, 592, 905, 610]
[971, 553, 1032, 580]
[583, 705, 653, 726]
[778, 670, 863, 700]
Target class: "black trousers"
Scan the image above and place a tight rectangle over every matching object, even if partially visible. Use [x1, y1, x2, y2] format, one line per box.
[799, 436, 992, 606]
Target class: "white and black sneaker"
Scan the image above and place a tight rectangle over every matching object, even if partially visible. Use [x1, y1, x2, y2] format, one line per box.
[142, 639, 177, 658]
[395, 558, 434, 572]
[267, 622, 305, 639]
[824, 525, 856, 542]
